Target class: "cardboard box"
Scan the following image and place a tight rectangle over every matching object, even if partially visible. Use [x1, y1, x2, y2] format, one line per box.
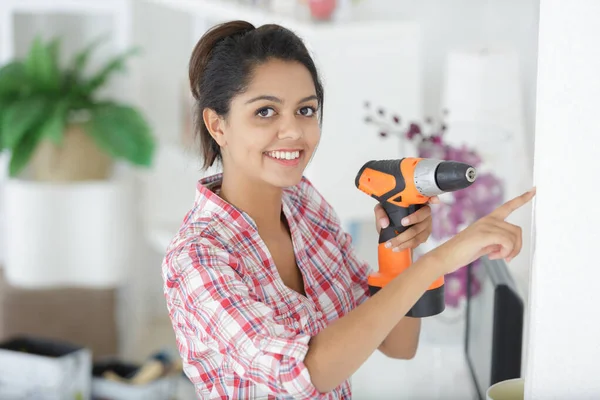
[0, 336, 92, 400]
[0, 269, 118, 359]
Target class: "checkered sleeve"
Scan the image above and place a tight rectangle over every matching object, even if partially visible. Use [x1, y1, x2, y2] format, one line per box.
[300, 177, 371, 308]
[337, 228, 371, 307]
[164, 241, 321, 399]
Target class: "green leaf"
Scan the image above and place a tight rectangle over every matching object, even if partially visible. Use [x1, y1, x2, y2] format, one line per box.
[8, 125, 45, 177]
[40, 99, 68, 145]
[1, 97, 49, 149]
[0, 61, 28, 98]
[0, 100, 6, 151]
[81, 47, 140, 95]
[69, 35, 107, 78]
[63, 37, 107, 96]
[86, 102, 155, 167]
[24, 36, 60, 91]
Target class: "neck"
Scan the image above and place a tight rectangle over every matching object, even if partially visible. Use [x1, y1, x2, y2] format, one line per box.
[220, 169, 283, 232]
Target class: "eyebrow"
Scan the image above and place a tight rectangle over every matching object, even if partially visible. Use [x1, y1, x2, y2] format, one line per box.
[245, 95, 319, 105]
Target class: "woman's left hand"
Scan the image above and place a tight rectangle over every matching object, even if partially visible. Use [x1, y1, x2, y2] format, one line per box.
[374, 196, 440, 252]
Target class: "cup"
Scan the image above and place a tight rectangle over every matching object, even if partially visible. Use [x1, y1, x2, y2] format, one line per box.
[486, 378, 525, 400]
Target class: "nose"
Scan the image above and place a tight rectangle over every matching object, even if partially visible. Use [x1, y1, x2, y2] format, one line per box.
[277, 114, 303, 140]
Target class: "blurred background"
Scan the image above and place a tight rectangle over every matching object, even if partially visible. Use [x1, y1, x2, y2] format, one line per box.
[0, 0, 538, 398]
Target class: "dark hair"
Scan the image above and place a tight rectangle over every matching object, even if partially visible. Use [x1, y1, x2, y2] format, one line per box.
[189, 20, 324, 169]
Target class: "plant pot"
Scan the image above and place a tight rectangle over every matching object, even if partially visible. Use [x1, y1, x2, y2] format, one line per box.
[2, 177, 134, 288]
[29, 123, 113, 182]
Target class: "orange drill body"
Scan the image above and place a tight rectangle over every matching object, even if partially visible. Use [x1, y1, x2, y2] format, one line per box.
[355, 157, 477, 318]
[357, 157, 429, 207]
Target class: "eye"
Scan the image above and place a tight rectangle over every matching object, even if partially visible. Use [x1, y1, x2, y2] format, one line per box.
[256, 107, 275, 118]
[298, 106, 317, 117]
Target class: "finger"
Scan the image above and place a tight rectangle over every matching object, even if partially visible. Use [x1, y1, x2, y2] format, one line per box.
[374, 204, 390, 232]
[488, 245, 505, 260]
[486, 226, 517, 259]
[386, 216, 431, 249]
[482, 244, 502, 259]
[474, 222, 516, 260]
[428, 196, 441, 204]
[392, 230, 430, 252]
[491, 187, 536, 220]
[472, 244, 500, 262]
[506, 224, 523, 262]
[486, 219, 523, 261]
[401, 205, 431, 226]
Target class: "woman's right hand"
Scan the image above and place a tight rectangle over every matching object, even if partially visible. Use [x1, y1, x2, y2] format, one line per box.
[432, 187, 537, 274]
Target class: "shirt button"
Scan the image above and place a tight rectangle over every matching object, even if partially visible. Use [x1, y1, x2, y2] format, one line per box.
[294, 322, 300, 328]
[316, 311, 323, 318]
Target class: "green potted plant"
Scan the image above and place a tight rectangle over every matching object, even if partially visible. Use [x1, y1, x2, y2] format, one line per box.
[0, 36, 154, 288]
[0, 35, 155, 182]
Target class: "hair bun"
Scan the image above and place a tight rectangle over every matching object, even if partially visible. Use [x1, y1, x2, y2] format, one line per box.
[189, 20, 255, 99]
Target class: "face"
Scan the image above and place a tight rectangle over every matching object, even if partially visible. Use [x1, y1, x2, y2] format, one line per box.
[204, 59, 321, 188]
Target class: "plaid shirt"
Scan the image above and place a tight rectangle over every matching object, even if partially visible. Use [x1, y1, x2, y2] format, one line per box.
[162, 173, 371, 399]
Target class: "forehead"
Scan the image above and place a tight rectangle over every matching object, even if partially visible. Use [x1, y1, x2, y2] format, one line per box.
[242, 59, 316, 100]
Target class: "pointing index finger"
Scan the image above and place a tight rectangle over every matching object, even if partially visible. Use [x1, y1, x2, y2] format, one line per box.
[491, 187, 536, 220]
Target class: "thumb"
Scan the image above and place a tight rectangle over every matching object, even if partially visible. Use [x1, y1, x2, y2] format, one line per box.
[374, 204, 390, 232]
[480, 244, 502, 260]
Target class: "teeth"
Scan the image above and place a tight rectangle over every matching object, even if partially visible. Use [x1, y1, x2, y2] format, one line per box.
[267, 150, 300, 160]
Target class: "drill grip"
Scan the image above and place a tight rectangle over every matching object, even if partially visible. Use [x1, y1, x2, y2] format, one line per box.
[378, 202, 423, 244]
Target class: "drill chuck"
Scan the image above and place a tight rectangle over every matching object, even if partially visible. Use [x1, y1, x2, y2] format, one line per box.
[414, 159, 477, 197]
[436, 161, 477, 191]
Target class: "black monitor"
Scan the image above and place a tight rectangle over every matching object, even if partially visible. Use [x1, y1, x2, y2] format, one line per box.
[464, 257, 524, 400]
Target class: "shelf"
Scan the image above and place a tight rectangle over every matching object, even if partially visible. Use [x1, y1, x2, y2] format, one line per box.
[0, 0, 132, 63]
[0, 0, 128, 14]
[148, 0, 401, 35]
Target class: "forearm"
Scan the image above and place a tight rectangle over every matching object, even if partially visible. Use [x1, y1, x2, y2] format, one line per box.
[303, 252, 444, 393]
[378, 317, 421, 359]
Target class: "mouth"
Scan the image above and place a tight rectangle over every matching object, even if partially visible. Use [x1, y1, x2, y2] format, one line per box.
[264, 149, 303, 166]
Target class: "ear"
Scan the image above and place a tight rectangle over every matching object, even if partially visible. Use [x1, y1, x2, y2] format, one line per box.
[203, 108, 226, 146]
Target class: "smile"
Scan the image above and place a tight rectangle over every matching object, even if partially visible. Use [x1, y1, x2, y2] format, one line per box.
[265, 150, 301, 160]
[264, 150, 303, 166]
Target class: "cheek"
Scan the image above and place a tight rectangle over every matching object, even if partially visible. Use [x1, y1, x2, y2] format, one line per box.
[236, 128, 274, 159]
[227, 118, 273, 159]
[305, 122, 321, 148]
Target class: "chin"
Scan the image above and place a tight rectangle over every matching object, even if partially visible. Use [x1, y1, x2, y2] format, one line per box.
[268, 173, 304, 188]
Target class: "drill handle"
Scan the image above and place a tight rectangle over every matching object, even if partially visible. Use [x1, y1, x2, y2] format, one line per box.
[378, 202, 423, 244]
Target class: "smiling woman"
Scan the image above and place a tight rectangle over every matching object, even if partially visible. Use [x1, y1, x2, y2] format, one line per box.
[161, 19, 534, 400]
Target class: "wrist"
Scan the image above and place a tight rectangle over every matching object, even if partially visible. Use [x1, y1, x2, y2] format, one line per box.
[418, 249, 449, 278]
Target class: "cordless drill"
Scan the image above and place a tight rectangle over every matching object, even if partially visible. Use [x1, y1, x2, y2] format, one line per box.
[355, 158, 477, 317]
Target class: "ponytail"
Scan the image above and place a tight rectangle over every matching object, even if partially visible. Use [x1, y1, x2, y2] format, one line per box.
[189, 20, 255, 100]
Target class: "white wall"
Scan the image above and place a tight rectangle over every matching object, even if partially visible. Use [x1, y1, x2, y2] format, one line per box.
[359, 0, 539, 154]
[525, 0, 600, 398]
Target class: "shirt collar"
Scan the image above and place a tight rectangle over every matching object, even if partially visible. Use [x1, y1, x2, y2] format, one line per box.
[194, 173, 258, 231]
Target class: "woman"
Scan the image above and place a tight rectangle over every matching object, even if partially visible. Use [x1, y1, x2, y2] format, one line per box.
[162, 20, 535, 399]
